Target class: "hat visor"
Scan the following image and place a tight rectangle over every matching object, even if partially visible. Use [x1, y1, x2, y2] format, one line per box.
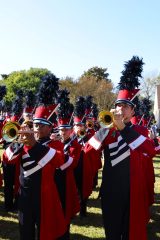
[115, 99, 135, 107]
[73, 121, 85, 125]
[58, 124, 72, 129]
[33, 118, 52, 126]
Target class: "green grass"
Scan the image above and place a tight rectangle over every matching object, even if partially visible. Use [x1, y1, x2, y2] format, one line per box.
[0, 152, 160, 240]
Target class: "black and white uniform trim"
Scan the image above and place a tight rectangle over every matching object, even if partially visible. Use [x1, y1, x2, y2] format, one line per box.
[5, 140, 56, 177]
[88, 125, 147, 167]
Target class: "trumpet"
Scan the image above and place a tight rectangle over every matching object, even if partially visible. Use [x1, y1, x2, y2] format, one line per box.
[77, 129, 86, 138]
[98, 110, 114, 128]
[2, 121, 21, 142]
[86, 119, 94, 129]
[2, 120, 35, 143]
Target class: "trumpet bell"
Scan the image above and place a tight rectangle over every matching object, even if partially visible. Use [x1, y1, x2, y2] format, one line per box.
[98, 110, 113, 127]
[2, 121, 20, 142]
[86, 120, 94, 129]
[77, 129, 86, 138]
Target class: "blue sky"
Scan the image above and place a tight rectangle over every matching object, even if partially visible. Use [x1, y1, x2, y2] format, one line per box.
[0, 0, 159, 86]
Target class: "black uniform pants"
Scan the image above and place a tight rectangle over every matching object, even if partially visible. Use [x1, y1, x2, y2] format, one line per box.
[2, 163, 16, 211]
[74, 152, 88, 216]
[18, 187, 40, 240]
[101, 189, 130, 240]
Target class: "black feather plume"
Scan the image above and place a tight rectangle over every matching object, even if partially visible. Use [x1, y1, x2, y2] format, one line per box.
[56, 88, 70, 104]
[91, 103, 99, 118]
[85, 95, 93, 114]
[74, 96, 86, 118]
[57, 89, 74, 119]
[118, 56, 144, 90]
[11, 90, 24, 115]
[37, 73, 59, 106]
[24, 90, 36, 108]
[0, 85, 7, 101]
[139, 97, 152, 118]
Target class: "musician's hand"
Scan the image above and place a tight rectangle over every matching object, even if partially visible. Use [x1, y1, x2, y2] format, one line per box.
[19, 125, 36, 147]
[50, 133, 61, 141]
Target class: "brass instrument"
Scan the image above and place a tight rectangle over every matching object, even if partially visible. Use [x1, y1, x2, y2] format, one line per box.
[77, 129, 86, 138]
[86, 119, 94, 129]
[2, 121, 21, 142]
[2, 120, 35, 143]
[98, 110, 114, 128]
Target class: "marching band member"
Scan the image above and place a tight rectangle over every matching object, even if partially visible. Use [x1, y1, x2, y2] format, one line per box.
[2, 90, 23, 212]
[2, 74, 67, 240]
[55, 91, 81, 239]
[84, 56, 156, 240]
[73, 96, 101, 217]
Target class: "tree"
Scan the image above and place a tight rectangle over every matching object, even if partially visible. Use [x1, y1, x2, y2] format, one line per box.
[0, 68, 51, 104]
[82, 66, 111, 83]
[75, 67, 116, 110]
[59, 76, 77, 104]
[141, 74, 160, 99]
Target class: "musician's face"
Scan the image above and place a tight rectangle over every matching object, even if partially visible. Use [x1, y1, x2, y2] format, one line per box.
[59, 128, 73, 142]
[115, 103, 135, 123]
[33, 123, 52, 139]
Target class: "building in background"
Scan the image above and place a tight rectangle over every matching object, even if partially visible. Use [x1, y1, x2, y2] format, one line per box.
[154, 85, 160, 129]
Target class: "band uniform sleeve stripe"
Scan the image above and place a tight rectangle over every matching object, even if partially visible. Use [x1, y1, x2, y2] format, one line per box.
[24, 148, 56, 177]
[60, 157, 73, 170]
[129, 135, 146, 150]
[38, 148, 56, 167]
[88, 136, 102, 150]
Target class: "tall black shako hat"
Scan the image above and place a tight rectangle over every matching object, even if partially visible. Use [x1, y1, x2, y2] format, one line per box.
[116, 56, 144, 107]
[33, 73, 59, 126]
[57, 89, 74, 129]
[73, 96, 86, 125]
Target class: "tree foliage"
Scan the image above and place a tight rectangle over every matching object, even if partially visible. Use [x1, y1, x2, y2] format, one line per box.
[82, 66, 111, 83]
[76, 67, 115, 110]
[141, 75, 160, 99]
[0, 68, 50, 104]
[0, 66, 116, 112]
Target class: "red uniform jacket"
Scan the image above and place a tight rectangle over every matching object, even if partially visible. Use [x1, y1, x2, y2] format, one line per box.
[79, 129, 102, 199]
[3, 139, 67, 240]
